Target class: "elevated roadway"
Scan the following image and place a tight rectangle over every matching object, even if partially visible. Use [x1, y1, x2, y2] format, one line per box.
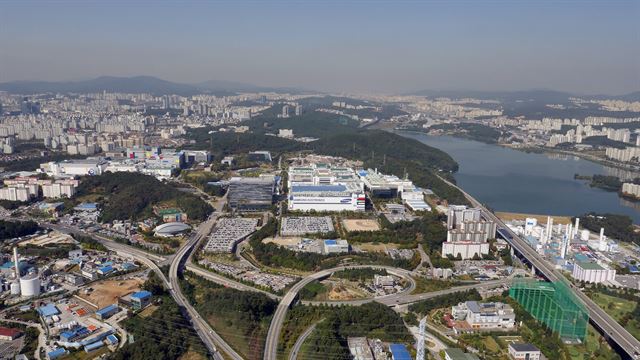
[439, 175, 640, 359]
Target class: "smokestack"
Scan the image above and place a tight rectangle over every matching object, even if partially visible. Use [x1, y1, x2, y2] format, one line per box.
[600, 228, 605, 242]
[13, 247, 20, 280]
[574, 218, 580, 238]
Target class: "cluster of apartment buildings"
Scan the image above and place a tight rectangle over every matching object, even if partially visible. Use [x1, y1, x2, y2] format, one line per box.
[0, 177, 78, 201]
[441, 205, 497, 259]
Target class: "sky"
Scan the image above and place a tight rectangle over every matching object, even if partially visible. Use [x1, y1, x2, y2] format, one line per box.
[0, 0, 638, 95]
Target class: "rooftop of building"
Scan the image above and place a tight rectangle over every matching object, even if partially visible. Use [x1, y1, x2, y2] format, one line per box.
[509, 343, 540, 352]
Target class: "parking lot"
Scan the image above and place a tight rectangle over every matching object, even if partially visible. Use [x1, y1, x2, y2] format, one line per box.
[280, 216, 334, 236]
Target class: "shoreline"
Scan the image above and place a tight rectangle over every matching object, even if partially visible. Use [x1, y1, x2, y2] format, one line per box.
[395, 128, 640, 177]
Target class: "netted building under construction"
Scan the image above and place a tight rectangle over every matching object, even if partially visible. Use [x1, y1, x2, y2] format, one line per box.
[509, 278, 588, 342]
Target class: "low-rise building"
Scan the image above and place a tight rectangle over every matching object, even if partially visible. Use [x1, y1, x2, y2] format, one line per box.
[0, 326, 21, 340]
[323, 239, 349, 254]
[451, 301, 516, 330]
[508, 343, 541, 360]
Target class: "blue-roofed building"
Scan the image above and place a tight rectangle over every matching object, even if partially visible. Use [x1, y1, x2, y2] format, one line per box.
[95, 304, 119, 320]
[60, 326, 91, 342]
[121, 262, 137, 271]
[74, 202, 98, 212]
[47, 348, 67, 360]
[323, 239, 349, 254]
[106, 334, 119, 345]
[389, 344, 412, 360]
[38, 303, 60, 317]
[0, 261, 29, 275]
[97, 265, 113, 275]
[130, 290, 152, 310]
[84, 341, 104, 352]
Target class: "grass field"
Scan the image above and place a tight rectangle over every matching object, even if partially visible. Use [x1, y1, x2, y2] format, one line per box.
[590, 292, 640, 341]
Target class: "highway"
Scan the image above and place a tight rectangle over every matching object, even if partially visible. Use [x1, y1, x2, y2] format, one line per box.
[262, 264, 506, 360]
[167, 194, 245, 360]
[439, 176, 640, 359]
[288, 322, 318, 360]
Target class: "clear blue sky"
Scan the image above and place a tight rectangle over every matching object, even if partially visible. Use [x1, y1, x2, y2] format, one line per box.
[0, 0, 638, 94]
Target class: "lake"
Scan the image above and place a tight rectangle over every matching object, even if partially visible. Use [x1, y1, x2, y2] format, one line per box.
[398, 132, 640, 223]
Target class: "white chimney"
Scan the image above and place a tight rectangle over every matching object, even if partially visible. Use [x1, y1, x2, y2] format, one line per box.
[574, 218, 580, 238]
[13, 247, 20, 280]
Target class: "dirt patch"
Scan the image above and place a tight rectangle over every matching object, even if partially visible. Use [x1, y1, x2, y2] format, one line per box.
[342, 219, 380, 232]
[495, 211, 571, 225]
[78, 278, 144, 308]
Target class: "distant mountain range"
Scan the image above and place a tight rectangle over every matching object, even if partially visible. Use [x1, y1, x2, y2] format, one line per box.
[0, 76, 307, 96]
[406, 89, 640, 103]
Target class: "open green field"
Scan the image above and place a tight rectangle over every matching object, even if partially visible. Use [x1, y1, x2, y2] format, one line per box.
[590, 292, 640, 341]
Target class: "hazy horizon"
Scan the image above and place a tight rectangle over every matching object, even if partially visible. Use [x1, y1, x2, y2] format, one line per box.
[1, 0, 639, 95]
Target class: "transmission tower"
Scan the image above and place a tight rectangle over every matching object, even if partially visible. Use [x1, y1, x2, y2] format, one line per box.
[417, 316, 426, 360]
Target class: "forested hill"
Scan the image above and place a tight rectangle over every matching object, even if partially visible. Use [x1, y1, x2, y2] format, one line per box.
[185, 110, 469, 204]
[309, 130, 467, 203]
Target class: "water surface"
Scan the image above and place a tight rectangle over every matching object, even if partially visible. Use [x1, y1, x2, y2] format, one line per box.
[399, 132, 640, 223]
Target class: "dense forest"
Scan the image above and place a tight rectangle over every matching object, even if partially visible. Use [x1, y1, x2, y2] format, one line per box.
[578, 213, 640, 244]
[408, 289, 482, 315]
[430, 123, 505, 144]
[181, 272, 277, 360]
[0, 220, 40, 241]
[332, 268, 388, 282]
[110, 294, 208, 360]
[302, 302, 412, 359]
[75, 172, 212, 222]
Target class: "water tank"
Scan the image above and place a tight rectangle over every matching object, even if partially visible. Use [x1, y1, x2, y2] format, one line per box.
[20, 273, 41, 297]
[580, 229, 590, 241]
[10, 282, 20, 295]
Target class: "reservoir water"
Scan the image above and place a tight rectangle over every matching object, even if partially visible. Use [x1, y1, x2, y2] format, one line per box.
[398, 132, 640, 224]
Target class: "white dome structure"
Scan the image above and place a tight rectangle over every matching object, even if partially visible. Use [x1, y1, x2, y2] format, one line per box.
[153, 222, 191, 237]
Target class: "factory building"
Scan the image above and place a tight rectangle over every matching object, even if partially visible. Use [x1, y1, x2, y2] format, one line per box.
[288, 184, 365, 212]
[442, 206, 496, 259]
[41, 158, 108, 177]
[287, 163, 365, 212]
[572, 261, 616, 284]
[227, 176, 276, 212]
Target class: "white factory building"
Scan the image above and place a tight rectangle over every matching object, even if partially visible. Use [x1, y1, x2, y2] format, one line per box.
[572, 261, 616, 284]
[287, 163, 365, 212]
[288, 184, 365, 212]
[41, 158, 108, 177]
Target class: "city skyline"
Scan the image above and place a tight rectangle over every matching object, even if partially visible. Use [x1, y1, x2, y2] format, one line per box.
[1, 0, 638, 95]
